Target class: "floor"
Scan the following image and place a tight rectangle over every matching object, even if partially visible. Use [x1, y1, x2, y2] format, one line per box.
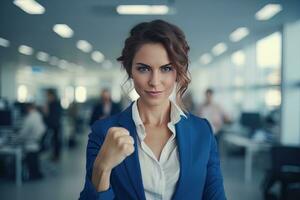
[0, 131, 267, 200]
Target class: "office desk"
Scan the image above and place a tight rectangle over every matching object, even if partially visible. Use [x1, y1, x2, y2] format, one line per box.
[0, 145, 23, 186]
[223, 133, 272, 182]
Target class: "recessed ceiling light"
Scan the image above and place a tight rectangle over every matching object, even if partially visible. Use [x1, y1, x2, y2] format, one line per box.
[212, 43, 227, 56]
[58, 59, 68, 69]
[255, 4, 282, 21]
[36, 51, 49, 62]
[18, 45, 33, 55]
[53, 24, 73, 38]
[13, 0, 45, 15]
[49, 56, 59, 66]
[76, 40, 92, 53]
[116, 5, 169, 15]
[199, 53, 212, 65]
[91, 51, 105, 63]
[0, 37, 10, 47]
[102, 60, 113, 69]
[229, 27, 249, 42]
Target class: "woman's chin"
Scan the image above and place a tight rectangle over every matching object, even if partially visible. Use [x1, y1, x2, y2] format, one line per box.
[139, 96, 169, 107]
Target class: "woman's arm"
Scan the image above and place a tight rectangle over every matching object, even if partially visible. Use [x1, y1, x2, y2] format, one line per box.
[79, 125, 134, 200]
[202, 119, 227, 200]
[79, 126, 115, 200]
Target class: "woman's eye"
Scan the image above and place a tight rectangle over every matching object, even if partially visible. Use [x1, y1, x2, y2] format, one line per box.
[161, 65, 173, 72]
[137, 66, 150, 73]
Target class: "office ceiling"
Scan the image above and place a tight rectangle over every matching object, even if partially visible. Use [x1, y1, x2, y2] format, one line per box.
[0, 0, 300, 71]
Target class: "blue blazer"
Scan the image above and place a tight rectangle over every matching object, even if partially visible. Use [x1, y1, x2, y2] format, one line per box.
[80, 103, 226, 200]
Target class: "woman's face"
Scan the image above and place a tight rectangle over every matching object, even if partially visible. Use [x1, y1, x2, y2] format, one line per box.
[131, 43, 177, 107]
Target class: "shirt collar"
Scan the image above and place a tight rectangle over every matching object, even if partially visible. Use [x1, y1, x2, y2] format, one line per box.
[132, 99, 187, 132]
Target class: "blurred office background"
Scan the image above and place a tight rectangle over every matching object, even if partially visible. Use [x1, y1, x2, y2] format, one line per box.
[0, 0, 300, 199]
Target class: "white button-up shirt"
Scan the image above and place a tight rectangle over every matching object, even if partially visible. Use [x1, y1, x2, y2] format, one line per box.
[132, 100, 186, 200]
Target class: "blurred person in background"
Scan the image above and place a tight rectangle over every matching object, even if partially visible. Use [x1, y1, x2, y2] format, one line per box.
[44, 89, 62, 162]
[197, 88, 231, 144]
[67, 102, 84, 148]
[15, 103, 46, 179]
[89, 89, 121, 126]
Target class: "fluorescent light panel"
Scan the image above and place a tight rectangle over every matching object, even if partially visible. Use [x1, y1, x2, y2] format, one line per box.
[13, 0, 45, 15]
[91, 51, 105, 63]
[36, 51, 49, 62]
[49, 56, 59, 66]
[230, 27, 249, 42]
[0, 37, 10, 47]
[77, 40, 92, 53]
[199, 53, 212, 65]
[18, 45, 33, 55]
[255, 4, 282, 21]
[53, 24, 73, 38]
[212, 43, 227, 56]
[58, 59, 68, 69]
[116, 5, 169, 15]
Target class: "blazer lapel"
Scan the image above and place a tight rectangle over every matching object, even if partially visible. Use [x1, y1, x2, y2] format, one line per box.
[172, 115, 192, 200]
[118, 104, 146, 200]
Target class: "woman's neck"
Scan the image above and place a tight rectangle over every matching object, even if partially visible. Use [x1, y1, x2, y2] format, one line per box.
[137, 99, 171, 127]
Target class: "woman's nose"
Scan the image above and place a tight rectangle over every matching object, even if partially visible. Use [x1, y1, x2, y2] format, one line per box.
[149, 70, 161, 87]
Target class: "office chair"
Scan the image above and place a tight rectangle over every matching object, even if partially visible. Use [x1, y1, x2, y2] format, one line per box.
[262, 145, 300, 200]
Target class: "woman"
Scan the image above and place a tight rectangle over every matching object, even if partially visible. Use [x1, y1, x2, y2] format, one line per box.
[80, 20, 226, 200]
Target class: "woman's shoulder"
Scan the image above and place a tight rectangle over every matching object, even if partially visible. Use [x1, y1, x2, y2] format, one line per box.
[185, 113, 214, 135]
[186, 112, 208, 124]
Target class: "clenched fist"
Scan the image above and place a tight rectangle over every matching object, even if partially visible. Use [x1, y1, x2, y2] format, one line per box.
[92, 127, 135, 191]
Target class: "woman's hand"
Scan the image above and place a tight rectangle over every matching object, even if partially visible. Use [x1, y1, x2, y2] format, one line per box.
[92, 127, 135, 191]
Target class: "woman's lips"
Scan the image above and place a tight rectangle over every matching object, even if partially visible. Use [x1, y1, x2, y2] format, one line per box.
[145, 90, 163, 97]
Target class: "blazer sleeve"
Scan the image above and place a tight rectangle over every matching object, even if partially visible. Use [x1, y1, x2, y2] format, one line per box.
[79, 123, 115, 200]
[202, 119, 227, 200]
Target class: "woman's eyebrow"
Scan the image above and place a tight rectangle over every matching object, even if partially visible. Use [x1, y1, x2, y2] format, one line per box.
[135, 63, 150, 68]
[135, 62, 172, 68]
[159, 63, 172, 68]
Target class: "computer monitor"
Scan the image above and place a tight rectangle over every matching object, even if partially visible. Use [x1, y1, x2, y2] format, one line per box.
[240, 112, 262, 136]
[0, 110, 13, 127]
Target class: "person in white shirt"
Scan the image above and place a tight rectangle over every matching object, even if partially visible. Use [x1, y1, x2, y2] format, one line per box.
[17, 103, 46, 151]
[16, 103, 46, 179]
[198, 89, 231, 144]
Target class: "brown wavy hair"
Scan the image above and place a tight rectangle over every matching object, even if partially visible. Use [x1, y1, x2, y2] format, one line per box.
[117, 19, 191, 111]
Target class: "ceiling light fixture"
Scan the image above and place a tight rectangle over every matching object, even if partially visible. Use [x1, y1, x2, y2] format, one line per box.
[36, 51, 49, 62]
[229, 27, 249, 42]
[91, 51, 105, 63]
[255, 4, 282, 21]
[49, 56, 59, 66]
[116, 5, 169, 15]
[76, 40, 92, 53]
[58, 59, 68, 69]
[212, 43, 227, 56]
[53, 24, 73, 38]
[199, 53, 212, 65]
[18, 45, 33, 55]
[0, 37, 10, 47]
[13, 0, 45, 15]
